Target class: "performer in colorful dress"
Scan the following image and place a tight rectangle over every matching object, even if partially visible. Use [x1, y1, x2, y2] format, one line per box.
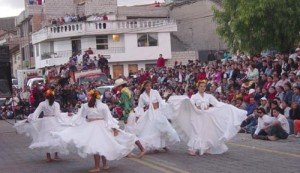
[134, 80, 180, 151]
[114, 78, 133, 123]
[52, 90, 144, 173]
[168, 80, 247, 156]
[113, 78, 146, 157]
[14, 89, 71, 162]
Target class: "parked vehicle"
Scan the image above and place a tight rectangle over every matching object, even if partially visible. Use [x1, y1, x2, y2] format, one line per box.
[27, 78, 45, 89]
[96, 85, 114, 95]
[75, 69, 108, 85]
[12, 79, 18, 89]
[17, 69, 43, 89]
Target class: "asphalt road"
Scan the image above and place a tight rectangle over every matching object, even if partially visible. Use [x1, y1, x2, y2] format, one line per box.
[0, 120, 299, 173]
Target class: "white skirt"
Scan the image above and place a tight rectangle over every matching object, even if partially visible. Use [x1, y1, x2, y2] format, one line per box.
[135, 108, 180, 150]
[169, 96, 247, 155]
[52, 120, 136, 160]
[14, 115, 71, 154]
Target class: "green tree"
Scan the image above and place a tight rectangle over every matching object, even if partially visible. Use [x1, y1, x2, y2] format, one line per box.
[212, 0, 300, 55]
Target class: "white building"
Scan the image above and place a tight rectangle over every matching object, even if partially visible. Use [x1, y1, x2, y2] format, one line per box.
[31, 2, 177, 78]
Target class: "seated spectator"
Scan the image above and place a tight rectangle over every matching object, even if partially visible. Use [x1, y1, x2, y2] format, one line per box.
[264, 107, 290, 140]
[252, 108, 275, 138]
[288, 101, 300, 134]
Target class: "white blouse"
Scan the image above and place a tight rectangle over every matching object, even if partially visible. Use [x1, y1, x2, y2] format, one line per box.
[190, 92, 222, 110]
[80, 100, 119, 128]
[28, 100, 61, 121]
[138, 89, 163, 109]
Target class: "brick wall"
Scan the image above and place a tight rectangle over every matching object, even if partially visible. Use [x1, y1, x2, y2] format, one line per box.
[166, 51, 198, 67]
[170, 0, 226, 51]
[31, 15, 43, 33]
[44, 0, 76, 20]
[84, 0, 117, 15]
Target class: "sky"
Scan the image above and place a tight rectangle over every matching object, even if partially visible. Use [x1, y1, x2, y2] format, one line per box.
[0, 0, 165, 18]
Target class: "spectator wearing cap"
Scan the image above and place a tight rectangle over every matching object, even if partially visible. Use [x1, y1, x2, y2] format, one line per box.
[259, 97, 269, 113]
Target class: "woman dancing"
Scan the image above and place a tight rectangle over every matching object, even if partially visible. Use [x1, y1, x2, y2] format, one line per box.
[14, 89, 69, 162]
[169, 80, 247, 156]
[52, 90, 143, 173]
[135, 80, 180, 152]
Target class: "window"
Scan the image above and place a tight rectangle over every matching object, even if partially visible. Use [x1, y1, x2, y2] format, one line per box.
[137, 33, 158, 47]
[96, 35, 108, 50]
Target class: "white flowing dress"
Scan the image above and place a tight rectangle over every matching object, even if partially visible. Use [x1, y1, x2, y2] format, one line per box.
[135, 89, 180, 150]
[168, 93, 247, 155]
[14, 100, 73, 154]
[52, 100, 136, 160]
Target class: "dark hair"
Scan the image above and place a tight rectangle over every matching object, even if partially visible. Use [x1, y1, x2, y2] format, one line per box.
[140, 80, 152, 95]
[273, 107, 282, 114]
[257, 107, 266, 114]
[46, 95, 55, 106]
[88, 95, 96, 108]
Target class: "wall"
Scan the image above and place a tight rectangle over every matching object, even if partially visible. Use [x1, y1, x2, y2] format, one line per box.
[170, 0, 226, 51]
[44, 0, 76, 20]
[84, 0, 117, 16]
[166, 51, 198, 67]
[34, 32, 173, 69]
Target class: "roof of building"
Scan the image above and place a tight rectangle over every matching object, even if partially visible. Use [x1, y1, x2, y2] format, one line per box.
[118, 5, 169, 18]
[0, 17, 16, 31]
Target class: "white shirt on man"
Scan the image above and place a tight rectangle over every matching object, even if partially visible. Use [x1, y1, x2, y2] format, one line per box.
[254, 115, 275, 135]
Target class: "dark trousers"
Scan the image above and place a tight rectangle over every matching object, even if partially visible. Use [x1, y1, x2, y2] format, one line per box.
[268, 124, 289, 139]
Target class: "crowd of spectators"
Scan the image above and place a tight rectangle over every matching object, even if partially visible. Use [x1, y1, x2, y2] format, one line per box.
[48, 13, 108, 26]
[2, 47, 300, 139]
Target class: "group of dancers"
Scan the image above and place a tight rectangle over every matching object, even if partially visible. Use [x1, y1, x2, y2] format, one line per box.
[14, 79, 247, 173]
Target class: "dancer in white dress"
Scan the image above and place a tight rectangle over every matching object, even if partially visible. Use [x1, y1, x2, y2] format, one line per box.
[135, 81, 180, 151]
[169, 80, 247, 156]
[52, 90, 140, 173]
[14, 89, 70, 162]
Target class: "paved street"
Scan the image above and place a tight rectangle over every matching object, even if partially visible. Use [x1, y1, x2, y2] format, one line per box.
[0, 120, 299, 173]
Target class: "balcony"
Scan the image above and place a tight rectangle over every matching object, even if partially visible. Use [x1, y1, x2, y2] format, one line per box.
[15, 5, 43, 26]
[32, 19, 177, 44]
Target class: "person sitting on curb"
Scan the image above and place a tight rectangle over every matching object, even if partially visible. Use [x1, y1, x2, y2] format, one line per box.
[252, 108, 275, 139]
[253, 107, 289, 141]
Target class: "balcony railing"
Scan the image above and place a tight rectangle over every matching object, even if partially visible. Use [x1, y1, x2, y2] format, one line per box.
[40, 47, 125, 60]
[41, 50, 73, 60]
[32, 19, 177, 44]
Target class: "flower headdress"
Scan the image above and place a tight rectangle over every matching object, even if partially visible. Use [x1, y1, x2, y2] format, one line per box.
[88, 89, 101, 100]
[45, 89, 55, 97]
[197, 79, 207, 86]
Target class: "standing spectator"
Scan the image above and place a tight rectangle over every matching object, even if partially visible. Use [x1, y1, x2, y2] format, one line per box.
[156, 54, 165, 68]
